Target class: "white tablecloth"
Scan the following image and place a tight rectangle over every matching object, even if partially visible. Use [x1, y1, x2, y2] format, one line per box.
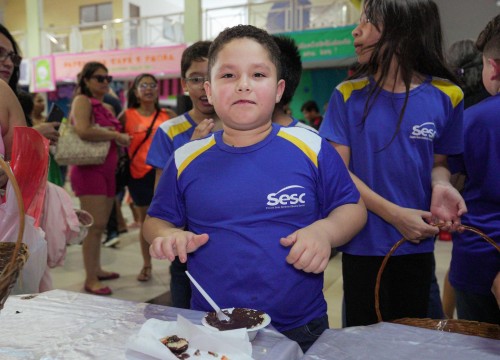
[0, 289, 303, 360]
[303, 322, 500, 360]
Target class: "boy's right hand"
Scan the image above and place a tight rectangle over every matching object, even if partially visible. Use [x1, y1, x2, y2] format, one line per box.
[191, 118, 215, 140]
[149, 231, 209, 263]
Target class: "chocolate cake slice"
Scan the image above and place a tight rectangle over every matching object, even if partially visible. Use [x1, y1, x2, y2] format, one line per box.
[205, 308, 265, 331]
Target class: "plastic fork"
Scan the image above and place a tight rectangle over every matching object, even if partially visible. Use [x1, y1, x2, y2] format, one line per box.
[185, 271, 231, 322]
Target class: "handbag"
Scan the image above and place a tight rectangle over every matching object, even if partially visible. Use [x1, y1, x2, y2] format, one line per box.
[54, 121, 111, 166]
[116, 109, 161, 187]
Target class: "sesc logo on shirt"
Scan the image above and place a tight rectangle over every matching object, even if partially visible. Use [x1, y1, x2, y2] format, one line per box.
[266, 185, 306, 210]
[410, 122, 437, 141]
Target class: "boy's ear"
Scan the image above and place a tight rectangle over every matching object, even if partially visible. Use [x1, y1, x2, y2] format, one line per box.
[180, 78, 188, 94]
[487, 58, 500, 80]
[204, 81, 213, 105]
[275, 79, 285, 104]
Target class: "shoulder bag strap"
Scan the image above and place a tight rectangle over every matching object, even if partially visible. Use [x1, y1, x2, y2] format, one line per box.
[129, 109, 161, 161]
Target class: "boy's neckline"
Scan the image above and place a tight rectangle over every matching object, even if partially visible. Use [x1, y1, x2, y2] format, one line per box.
[221, 123, 273, 148]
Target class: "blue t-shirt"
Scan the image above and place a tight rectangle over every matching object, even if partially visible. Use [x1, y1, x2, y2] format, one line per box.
[289, 118, 318, 133]
[146, 112, 197, 169]
[320, 76, 464, 256]
[449, 94, 500, 295]
[148, 123, 360, 331]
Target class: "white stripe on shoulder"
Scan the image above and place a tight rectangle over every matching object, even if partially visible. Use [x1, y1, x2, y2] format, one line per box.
[279, 126, 322, 155]
[174, 134, 215, 169]
[158, 114, 189, 132]
[294, 121, 319, 133]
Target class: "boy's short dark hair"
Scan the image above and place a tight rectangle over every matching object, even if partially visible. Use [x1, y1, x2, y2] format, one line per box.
[300, 100, 319, 113]
[207, 25, 281, 80]
[476, 14, 500, 58]
[273, 35, 302, 106]
[181, 41, 212, 78]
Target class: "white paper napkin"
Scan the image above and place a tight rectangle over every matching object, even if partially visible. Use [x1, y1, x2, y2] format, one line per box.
[127, 315, 254, 360]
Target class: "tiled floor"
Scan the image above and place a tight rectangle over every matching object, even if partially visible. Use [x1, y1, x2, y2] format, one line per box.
[50, 199, 453, 329]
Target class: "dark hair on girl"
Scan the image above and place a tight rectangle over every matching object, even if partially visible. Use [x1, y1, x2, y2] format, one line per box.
[351, 0, 458, 149]
[207, 25, 281, 80]
[0, 24, 22, 95]
[447, 39, 483, 97]
[76, 61, 108, 98]
[127, 73, 160, 110]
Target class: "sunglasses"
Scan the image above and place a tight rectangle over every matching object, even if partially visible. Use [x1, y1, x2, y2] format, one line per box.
[138, 82, 158, 89]
[90, 75, 113, 83]
[0, 47, 22, 67]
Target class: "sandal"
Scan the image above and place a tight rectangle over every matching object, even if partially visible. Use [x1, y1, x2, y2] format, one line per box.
[137, 266, 152, 282]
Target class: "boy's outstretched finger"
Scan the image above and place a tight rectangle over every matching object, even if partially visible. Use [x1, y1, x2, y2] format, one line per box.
[178, 233, 209, 262]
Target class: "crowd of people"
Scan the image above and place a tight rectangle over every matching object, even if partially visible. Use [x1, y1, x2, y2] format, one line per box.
[1, 0, 499, 352]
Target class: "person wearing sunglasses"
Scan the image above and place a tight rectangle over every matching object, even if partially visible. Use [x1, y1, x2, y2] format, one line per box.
[0, 24, 60, 145]
[70, 61, 131, 296]
[123, 73, 171, 282]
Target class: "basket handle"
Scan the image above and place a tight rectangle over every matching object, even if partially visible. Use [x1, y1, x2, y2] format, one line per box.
[0, 156, 26, 270]
[375, 225, 500, 323]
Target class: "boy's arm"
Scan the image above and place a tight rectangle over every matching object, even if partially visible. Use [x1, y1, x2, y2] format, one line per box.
[492, 272, 500, 308]
[332, 142, 440, 242]
[280, 199, 366, 274]
[143, 215, 209, 263]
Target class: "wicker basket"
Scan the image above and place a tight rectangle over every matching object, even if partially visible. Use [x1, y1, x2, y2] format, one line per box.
[0, 157, 29, 311]
[375, 225, 500, 340]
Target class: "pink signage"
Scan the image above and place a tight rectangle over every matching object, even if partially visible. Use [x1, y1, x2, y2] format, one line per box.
[53, 45, 187, 82]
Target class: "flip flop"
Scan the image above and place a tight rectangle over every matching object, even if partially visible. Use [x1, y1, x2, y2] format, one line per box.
[97, 272, 120, 281]
[84, 285, 112, 296]
[137, 266, 152, 282]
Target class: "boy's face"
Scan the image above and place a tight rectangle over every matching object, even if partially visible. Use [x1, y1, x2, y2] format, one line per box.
[205, 38, 284, 130]
[482, 55, 500, 96]
[181, 59, 215, 117]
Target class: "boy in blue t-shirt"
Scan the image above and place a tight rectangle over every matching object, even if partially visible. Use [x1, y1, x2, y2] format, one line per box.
[449, 14, 500, 324]
[143, 25, 366, 352]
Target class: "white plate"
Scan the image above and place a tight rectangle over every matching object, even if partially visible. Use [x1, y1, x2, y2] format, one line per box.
[201, 308, 271, 341]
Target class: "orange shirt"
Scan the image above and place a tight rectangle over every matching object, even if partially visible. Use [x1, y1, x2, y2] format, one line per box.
[124, 108, 170, 179]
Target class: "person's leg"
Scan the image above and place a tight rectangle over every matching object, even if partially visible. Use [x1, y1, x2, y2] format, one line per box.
[455, 289, 500, 324]
[104, 198, 119, 247]
[427, 253, 445, 319]
[386, 253, 433, 321]
[342, 253, 382, 326]
[136, 205, 152, 281]
[442, 268, 456, 319]
[280, 314, 329, 353]
[80, 195, 115, 292]
[170, 259, 191, 308]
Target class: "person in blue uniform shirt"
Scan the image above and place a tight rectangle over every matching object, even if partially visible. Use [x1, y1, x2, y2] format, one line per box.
[319, 0, 467, 326]
[146, 41, 220, 309]
[449, 14, 500, 324]
[143, 25, 367, 352]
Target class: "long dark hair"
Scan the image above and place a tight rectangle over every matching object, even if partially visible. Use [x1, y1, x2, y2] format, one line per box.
[75, 61, 108, 98]
[352, 0, 458, 149]
[0, 24, 21, 95]
[127, 73, 160, 110]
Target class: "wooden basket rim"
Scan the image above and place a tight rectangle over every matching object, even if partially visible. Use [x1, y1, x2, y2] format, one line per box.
[375, 225, 500, 323]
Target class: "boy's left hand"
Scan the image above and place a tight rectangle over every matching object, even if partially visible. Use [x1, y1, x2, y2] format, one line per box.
[430, 182, 467, 232]
[280, 227, 331, 274]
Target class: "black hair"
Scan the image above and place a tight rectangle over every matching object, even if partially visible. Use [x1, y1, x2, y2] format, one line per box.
[447, 39, 483, 97]
[127, 73, 160, 110]
[0, 23, 22, 95]
[476, 14, 500, 58]
[75, 61, 108, 98]
[273, 35, 301, 106]
[181, 41, 212, 78]
[207, 25, 281, 80]
[352, 0, 458, 150]
[17, 91, 33, 127]
[300, 100, 319, 113]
